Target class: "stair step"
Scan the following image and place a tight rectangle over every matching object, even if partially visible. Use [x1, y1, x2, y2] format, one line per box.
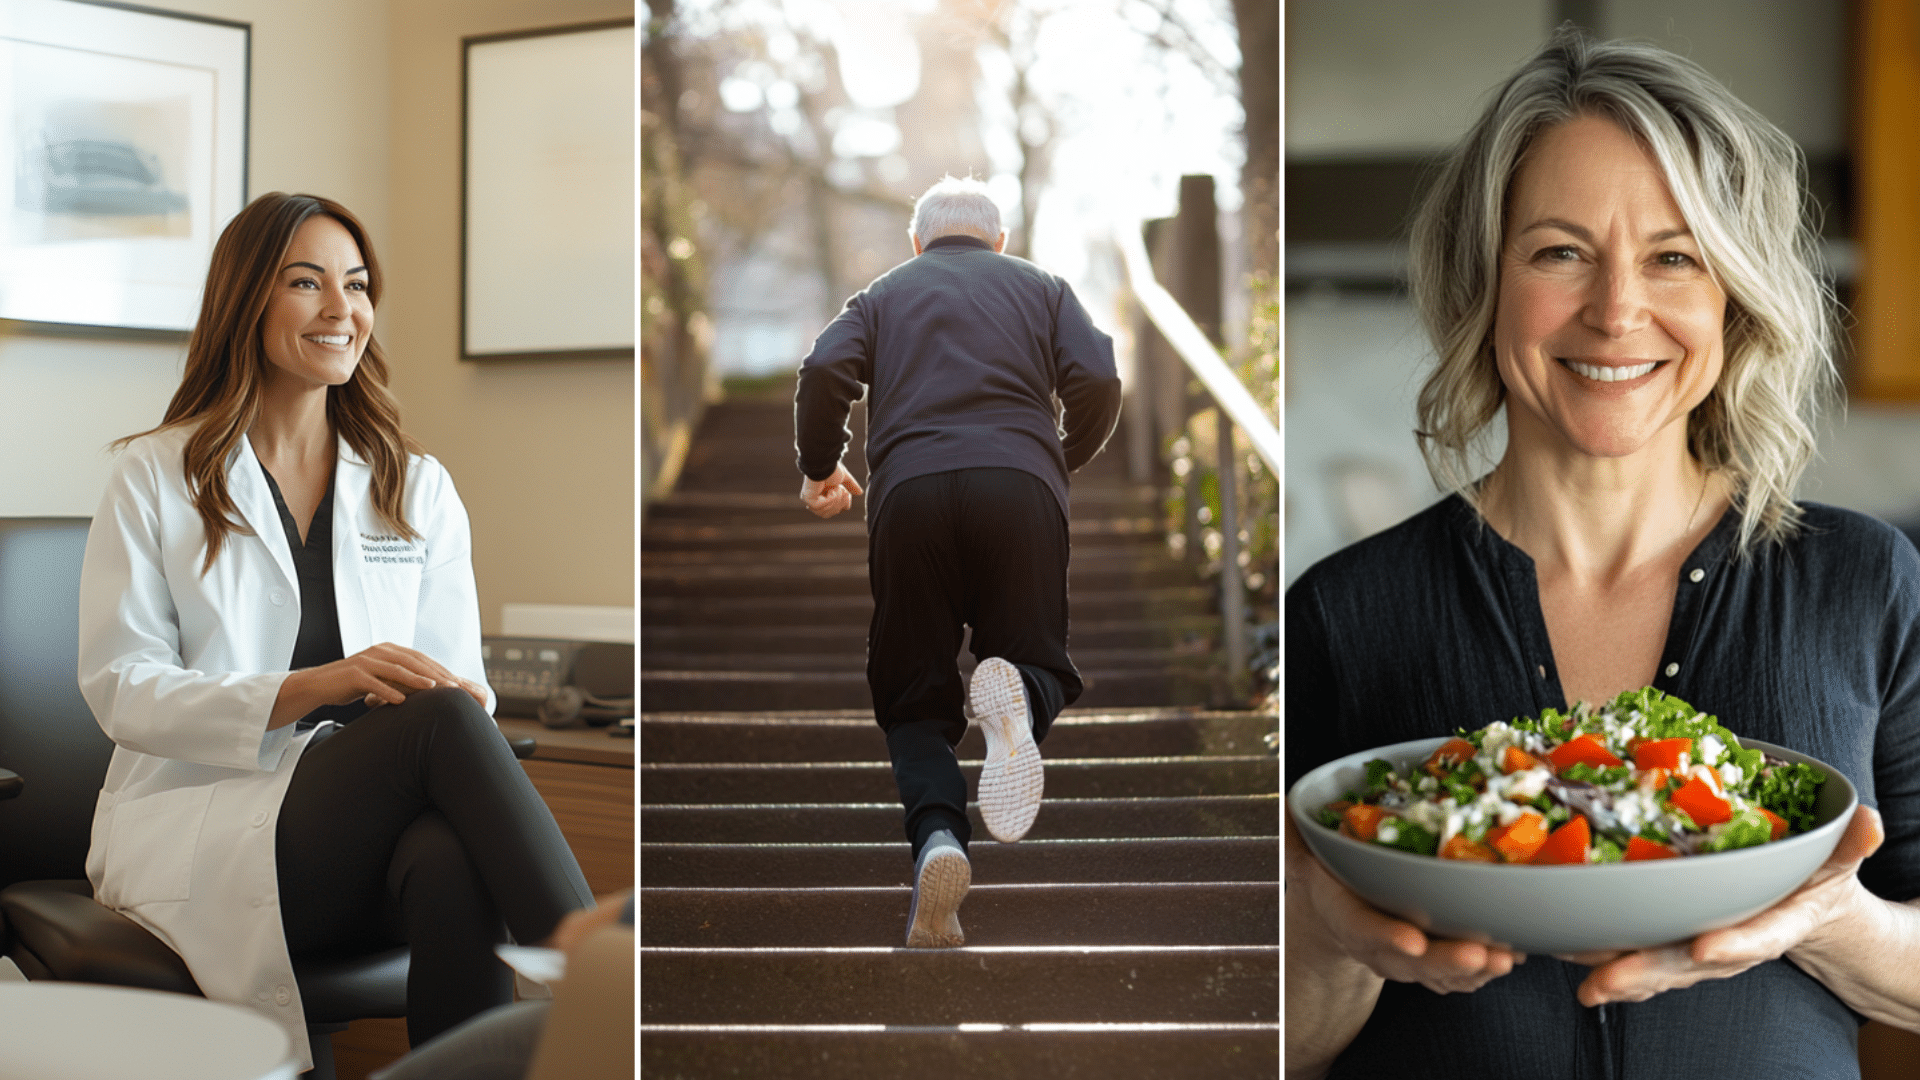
[640, 647, 1210, 674]
[641, 566, 1197, 598]
[638, 670, 1216, 711]
[641, 616, 1222, 654]
[639, 586, 1215, 626]
[639, 945, 1277, 1025]
[639, 1026, 1279, 1080]
[637, 711, 1276, 763]
[639, 882, 1278, 947]
[640, 795, 1281, 844]
[638, 756, 1278, 804]
[639, 838, 1279, 887]
[641, 515, 1169, 550]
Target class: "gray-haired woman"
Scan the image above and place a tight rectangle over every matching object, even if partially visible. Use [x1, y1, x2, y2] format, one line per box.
[1286, 28, 1920, 1080]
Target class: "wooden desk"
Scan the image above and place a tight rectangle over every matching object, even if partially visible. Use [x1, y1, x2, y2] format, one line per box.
[497, 717, 635, 898]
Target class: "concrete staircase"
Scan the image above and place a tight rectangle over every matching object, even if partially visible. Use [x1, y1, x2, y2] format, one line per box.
[640, 393, 1279, 1077]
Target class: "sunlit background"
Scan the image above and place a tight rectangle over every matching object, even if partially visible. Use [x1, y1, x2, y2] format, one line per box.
[645, 0, 1252, 385]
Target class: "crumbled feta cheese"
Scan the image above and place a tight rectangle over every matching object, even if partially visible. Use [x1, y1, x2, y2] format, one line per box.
[1719, 762, 1743, 789]
[1700, 734, 1725, 766]
[1377, 821, 1399, 843]
[1502, 767, 1551, 801]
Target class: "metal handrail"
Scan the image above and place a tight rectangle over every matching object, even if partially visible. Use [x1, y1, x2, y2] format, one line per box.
[1113, 224, 1280, 472]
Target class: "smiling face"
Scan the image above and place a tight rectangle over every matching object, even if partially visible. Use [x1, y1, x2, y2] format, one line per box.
[259, 214, 373, 391]
[1493, 114, 1727, 463]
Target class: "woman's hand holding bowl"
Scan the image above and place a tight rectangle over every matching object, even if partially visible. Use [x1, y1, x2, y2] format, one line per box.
[1285, 813, 1524, 996]
[1562, 804, 1884, 1006]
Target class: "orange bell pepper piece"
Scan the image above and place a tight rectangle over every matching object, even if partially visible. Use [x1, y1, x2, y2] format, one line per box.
[1669, 776, 1733, 827]
[1485, 811, 1549, 863]
[1500, 746, 1541, 775]
[1633, 738, 1693, 772]
[1756, 806, 1788, 841]
[1342, 804, 1389, 841]
[1624, 835, 1680, 861]
[1439, 834, 1498, 861]
[1548, 733, 1625, 774]
[1425, 738, 1479, 777]
[1533, 815, 1591, 864]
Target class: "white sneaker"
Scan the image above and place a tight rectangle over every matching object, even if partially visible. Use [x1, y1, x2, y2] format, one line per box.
[970, 657, 1044, 843]
[905, 830, 970, 948]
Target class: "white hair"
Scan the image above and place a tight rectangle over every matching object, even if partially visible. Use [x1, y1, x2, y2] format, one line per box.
[1409, 26, 1838, 553]
[909, 176, 1003, 246]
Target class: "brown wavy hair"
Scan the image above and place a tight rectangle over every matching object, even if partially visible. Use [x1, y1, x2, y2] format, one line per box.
[121, 192, 421, 572]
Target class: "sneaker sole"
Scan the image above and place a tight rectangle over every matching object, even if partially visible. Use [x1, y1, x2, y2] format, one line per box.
[971, 658, 1044, 843]
[905, 847, 970, 948]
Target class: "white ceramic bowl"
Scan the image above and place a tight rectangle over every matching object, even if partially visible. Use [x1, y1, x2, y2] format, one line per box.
[1287, 736, 1858, 954]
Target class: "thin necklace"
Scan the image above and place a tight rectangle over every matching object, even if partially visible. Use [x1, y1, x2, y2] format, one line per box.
[1682, 468, 1710, 543]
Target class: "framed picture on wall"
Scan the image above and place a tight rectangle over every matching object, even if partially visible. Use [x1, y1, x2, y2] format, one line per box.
[0, 0, 248, 333]
[463, 19, 635, 361]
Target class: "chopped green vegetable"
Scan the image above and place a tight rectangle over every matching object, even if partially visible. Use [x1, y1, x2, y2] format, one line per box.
[1707, 809, 1776, 852]
[1364, 759, 1395, 799]
[1755, 761, 1826, 833]
[1316, 806, 1344, 829]
[1373, 819, 1438, 856]
[1592, 838, 1624, 863]
[1562, 762, 1631, 786]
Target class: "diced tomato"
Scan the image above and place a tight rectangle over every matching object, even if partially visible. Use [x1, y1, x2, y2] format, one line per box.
[1425, 738, 1479, 777]
[1547, 733, 1625, 774]
[1624, 836, 1680, 861]
[1756, 806, 1789, 841]
[1669, 776, 1733, 827]
[1486, 811, 1549, 863]
[1343, 804, 1389, 841]
[1439, 834, 1498, 861]
[1533, 816, 1591, 864]
[1500, 746, 1540, 775]
[1633, 738, 1693, 772]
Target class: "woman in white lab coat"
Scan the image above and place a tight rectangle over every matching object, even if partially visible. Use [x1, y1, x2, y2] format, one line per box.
[77, 192, 592, 1072]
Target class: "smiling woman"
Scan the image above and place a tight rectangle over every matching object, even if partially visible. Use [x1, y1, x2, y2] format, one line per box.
[1287, 27, 1920, 1080]
[77, 191, 594, 1072]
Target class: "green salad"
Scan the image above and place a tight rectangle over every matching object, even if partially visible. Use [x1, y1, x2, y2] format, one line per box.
[1315, 688, 1827, 864]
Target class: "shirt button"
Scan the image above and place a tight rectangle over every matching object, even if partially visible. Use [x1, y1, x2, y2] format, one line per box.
[1664, 662, 1680, 677]
[269, 589, 287, 606]
[1688, 568, 1705, 583]
[275, 985, 291, 1006]
[252, 812, 268, 827]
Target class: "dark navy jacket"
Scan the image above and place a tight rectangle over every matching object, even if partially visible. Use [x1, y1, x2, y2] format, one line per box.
[1288, 495, 1920, 1079]
[793, 234, 1123, 523]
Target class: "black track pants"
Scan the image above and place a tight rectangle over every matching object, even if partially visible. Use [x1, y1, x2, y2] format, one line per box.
[275, 687, 592, 1046]
[867, 468, 1082, 859]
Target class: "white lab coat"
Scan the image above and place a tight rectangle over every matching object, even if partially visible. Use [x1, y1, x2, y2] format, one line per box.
[76, 423, 495, 1072]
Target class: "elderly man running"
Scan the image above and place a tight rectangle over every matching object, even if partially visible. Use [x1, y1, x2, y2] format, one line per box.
[793, 176, 1123, 947]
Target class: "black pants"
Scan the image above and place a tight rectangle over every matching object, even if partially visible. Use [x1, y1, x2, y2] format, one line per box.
[275, 687, 592, 1047]
[868, 468, 1082, 859]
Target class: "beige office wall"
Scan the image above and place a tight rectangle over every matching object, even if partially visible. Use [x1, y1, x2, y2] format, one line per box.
[0, 0, 390, 516]
[385, 0, 635, 633]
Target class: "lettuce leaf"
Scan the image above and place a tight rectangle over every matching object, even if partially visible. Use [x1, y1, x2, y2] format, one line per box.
[1754, 762, 1826, 834]
[1707, 809, 1776, 852]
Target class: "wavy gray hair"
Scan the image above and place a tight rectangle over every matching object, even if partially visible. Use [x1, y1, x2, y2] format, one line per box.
[1409, 26, 1838, 552]
[909, 176, 1003, 246]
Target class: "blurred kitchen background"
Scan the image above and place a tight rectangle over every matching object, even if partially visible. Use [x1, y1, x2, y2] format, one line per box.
[1285, 0, 1920, 584]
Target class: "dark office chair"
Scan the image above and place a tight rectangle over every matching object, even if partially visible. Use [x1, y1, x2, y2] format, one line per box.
[0, 518, 528, 1079]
